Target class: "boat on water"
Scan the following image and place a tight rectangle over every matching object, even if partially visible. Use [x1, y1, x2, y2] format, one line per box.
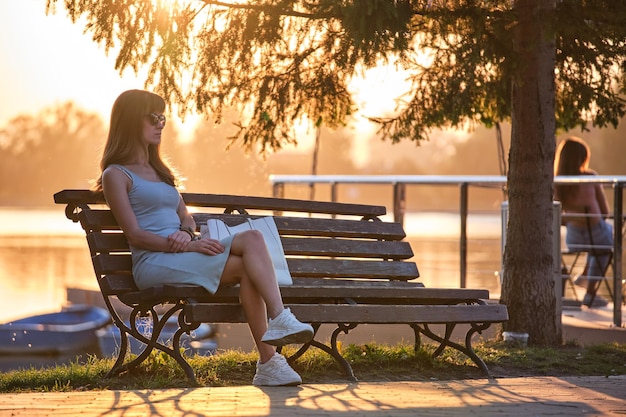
[0, 304, 111, 355]
[64, 288, 219, 357]
[97, 318, 218, 358]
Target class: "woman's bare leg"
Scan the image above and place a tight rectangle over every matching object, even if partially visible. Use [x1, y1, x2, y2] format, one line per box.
[220, 230, 285, 362]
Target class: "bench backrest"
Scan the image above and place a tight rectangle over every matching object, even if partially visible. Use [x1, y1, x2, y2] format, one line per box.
[54, 189, 419, 301]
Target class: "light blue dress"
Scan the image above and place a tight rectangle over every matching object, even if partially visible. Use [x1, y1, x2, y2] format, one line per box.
[113, 165, 233, 294]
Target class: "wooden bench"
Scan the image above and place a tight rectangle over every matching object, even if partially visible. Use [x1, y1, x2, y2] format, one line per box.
[54, 189, 508, 384]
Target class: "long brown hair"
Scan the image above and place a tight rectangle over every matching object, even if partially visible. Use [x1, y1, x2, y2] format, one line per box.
[554, 137, 591, 203]
[94, 90, 177, 191]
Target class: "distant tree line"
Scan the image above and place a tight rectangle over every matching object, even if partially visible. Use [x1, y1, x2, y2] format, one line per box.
[0, 103, 103, 206]
[0, 102, 356, 205]
[1, 102, 624, 207]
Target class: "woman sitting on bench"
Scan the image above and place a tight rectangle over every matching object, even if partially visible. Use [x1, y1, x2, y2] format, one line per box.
[555, 136, 613, 308]
[95, 89, 313, 386]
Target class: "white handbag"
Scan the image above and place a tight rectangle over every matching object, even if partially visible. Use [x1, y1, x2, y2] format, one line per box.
[200, 217, 293, 286]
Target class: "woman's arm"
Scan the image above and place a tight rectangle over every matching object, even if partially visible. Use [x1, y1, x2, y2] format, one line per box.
[595, 183, 610, 217]
[168, 196, 199, 251]
[177, 196, 197, 235]
[175, 195, 227, 255]
[102, 166, 188, 252]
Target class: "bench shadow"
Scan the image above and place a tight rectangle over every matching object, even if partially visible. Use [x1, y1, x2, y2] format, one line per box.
[101, 388, 207, 417]
[265, 380, 604, 416]
[96, 378, 611, 417]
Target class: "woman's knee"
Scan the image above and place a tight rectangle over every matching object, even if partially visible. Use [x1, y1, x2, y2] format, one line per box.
[238, 229, 266, 248]
[230, 230, 264, 254]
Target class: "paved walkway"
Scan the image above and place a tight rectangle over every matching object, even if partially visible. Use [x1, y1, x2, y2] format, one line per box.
[1, 375, 625, 417]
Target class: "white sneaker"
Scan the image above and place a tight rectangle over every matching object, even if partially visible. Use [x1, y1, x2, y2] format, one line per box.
[261, 308, 314, 346]
[252, 353, 302, 386]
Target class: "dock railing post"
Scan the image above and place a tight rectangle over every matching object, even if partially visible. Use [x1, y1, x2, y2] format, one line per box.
[393, 183, 406, 225]
[460, 183, 468, 288]
[613, 183, 623, 327]
[273, 182, 284, 198]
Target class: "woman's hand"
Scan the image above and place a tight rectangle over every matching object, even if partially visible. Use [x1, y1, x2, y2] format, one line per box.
[184, 237, 226, 255]
[167, 230, 193, 253]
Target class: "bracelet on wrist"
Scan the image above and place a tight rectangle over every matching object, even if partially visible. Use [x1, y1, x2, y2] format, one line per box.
[180, 226, 196, 240]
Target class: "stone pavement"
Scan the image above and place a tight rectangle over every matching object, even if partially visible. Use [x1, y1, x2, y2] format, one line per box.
[1, 376, 625, 417]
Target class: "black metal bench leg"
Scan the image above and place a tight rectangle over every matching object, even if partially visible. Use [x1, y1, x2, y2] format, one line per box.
[325, 323, 358, 381]
[432, 323, 456, 358]
[169, 328, 199, 385]
[102, 297, 132, 378]
[135, 306, 201, 385]
[105, 317, 156, 378]
[280, 323, 321, 362]
[284, 323, 358, 382]
[414, 322, 493, 378]
[464, 323, 492, 378]
[409, 323, 422, 353]
[104, 304, 200, 385]
[106, 323, 130, 378]
[175, 310, 204, 385]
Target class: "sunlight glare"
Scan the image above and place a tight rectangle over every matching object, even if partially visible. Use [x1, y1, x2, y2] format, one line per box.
[151, 0, 186, 7]
[174, 112, 202, 144]
[348, 64, 412, 167]
[283, 115, 317, 153]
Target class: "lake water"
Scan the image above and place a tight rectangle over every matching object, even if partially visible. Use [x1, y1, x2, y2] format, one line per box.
[0, 207, 505, 324]
[9, 206, 619, 371]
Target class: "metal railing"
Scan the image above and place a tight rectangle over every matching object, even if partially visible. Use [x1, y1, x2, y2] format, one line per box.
[270, 174, 625, 327]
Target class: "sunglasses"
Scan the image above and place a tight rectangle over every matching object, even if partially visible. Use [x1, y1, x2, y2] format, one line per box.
[145, 112, 166, 126]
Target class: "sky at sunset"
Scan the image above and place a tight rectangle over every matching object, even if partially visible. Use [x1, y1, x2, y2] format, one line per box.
[1, 1, 462, 164]
[0, 1, 146, 128]
[0, 1, 413, 133]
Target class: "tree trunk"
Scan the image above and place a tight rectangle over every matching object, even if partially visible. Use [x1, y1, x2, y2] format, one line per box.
[501, 0, 561, 346]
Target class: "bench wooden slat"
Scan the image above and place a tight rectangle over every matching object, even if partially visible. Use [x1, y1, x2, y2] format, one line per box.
[79, 210, 406, 241]
[117, 282, 490, 306]
[87, 233, 129, 254]
[276, 282, 488, 302]
[54, 189, 104, 205]
[182, 192, 386, 217]
[185, 304, 509, 324]
[275, 217, 405, 239]
[288, 258, 419, 280]
[93, 254, 133, 276]
[87, 232, 414, 260]
[93, 254, 419, 281]
[218, 280, 490, 300]
[282, 238, 413, 259]
[55, 189, 387, 217]
[78, 209, 118, 230]
[293, 304, 509, 324]
[98, 274, 137, 295]
[193, 215, 406, 240]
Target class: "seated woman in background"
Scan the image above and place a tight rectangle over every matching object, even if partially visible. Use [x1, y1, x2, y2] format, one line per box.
[554, 136, 613, 307]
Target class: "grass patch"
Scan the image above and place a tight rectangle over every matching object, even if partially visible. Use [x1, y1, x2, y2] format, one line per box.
[0, 341, 625, 392]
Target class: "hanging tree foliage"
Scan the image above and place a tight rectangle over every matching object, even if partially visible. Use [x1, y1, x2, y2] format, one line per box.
[46, 0, 626, 149]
